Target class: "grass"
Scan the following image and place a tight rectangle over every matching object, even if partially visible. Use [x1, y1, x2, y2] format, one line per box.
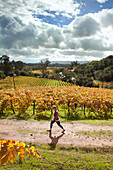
[16, 127, 38, 135]
[94, 80, 113, 89]
[0, 144, 113, 170]
[1, 106, 113, 126]
[16, 127, 45, 135]
[0, 77, 113, 169]
[73, 119, 113, 126]
[76, 130, 113, 141]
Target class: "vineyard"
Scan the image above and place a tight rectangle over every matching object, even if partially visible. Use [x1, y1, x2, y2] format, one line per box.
[0, 76, 73, 89]
[0, 76, 113, 119]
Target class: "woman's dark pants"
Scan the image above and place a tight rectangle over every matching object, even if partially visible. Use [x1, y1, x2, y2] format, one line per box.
[50, 120, 63, 129]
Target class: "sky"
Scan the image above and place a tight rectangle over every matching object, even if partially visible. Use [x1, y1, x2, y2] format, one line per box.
[0, 0, 113, 63]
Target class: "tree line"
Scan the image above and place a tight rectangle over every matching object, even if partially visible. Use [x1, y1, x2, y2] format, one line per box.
[0, 55, 113, 88]
[0, 55, 26, 78]
[73, 55, 113, 87]
[0, 55, 50, 79]
[48, 55, 113, 88]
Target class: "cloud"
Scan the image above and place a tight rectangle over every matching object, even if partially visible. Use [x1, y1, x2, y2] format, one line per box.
[59, 49, 104, 61]
[60, 38, 80, 50]
[96, 0, 108, 3]
[60, 49, 103, 57]
[66, 15, 100, 37]
[0, 14, 65, 50]
[0, 1, 113, 62]
[0, 46, 105, 63]
[44, 28, 64, 48]
[81, 38, 113, 51]
[35, 0, 80, 16]
[62, 9, 113, 51]
[100, 9, 113, 27]
[0, 15, 39, 49]
[0, 0, 80, 20]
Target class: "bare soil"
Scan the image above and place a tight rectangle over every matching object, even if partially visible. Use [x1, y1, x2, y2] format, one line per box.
[0, 119, 113, 147]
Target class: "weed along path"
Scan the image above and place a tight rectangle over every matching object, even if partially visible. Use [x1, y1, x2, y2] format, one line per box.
[0, 119, 113, 148]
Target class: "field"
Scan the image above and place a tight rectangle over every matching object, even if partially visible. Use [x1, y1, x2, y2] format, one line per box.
[0, 76, 73, 89]
[1, 143, 113, 169]
[94, 80, 113, 89]
[32, 67, 54, 75]
[0, 119, 113, 169]
[0, 76, 113, 169]
[0, 76, 113, 119]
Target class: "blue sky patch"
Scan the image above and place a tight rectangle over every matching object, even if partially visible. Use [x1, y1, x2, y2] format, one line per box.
[77, 0, 113, 16]
[32, 10, 75, 27]
[30, 0, 113, 27]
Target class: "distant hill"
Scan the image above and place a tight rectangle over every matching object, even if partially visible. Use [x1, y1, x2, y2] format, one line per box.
[27, 60, 90, 65]
[50, 61, 90, 64]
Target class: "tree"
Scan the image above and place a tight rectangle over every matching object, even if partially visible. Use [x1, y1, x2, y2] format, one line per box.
[0, 55, 12, 76]
[0, 71, 5, 79]
[12, 60, 25, 70]
[70, 61, 79, 69]
[76, 75, 94, 87]
[62, 70, 75, 83]
[0, 57, 3, 71]
[39, 58, 50, 77]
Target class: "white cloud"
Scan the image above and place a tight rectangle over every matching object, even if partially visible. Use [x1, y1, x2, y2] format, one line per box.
[100, 9, 113, 27]
[0, 1, 113, 62]
[81, 38, 113, 51]
[69, 15, 100, 37]
[96, 0, 108, 3]
[0, 0, 80, 22]
[0, 15, 39, 49]
[35, 0, 80, 15]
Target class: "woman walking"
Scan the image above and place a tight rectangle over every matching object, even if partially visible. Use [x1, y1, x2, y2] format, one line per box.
[47, 105, 65, 133]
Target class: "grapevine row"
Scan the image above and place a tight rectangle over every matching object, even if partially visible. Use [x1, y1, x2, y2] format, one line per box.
[0, 76, 73, 89]
[0, 86, 113, 119]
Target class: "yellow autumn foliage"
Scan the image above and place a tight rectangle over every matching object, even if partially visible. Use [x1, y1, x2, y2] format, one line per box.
[0, 139, 40, 166]
[0, 84, 113, 118]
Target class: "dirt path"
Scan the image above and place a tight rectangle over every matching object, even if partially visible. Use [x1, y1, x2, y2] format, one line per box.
[0, 119, 113, 147]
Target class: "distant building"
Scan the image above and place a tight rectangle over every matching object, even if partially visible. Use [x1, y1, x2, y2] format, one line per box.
[64, 68, 68, 71]
[72, 67, 76, 71]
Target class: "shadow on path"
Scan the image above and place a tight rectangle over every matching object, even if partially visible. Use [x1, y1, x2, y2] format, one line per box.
[48, 132, 65, 150]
